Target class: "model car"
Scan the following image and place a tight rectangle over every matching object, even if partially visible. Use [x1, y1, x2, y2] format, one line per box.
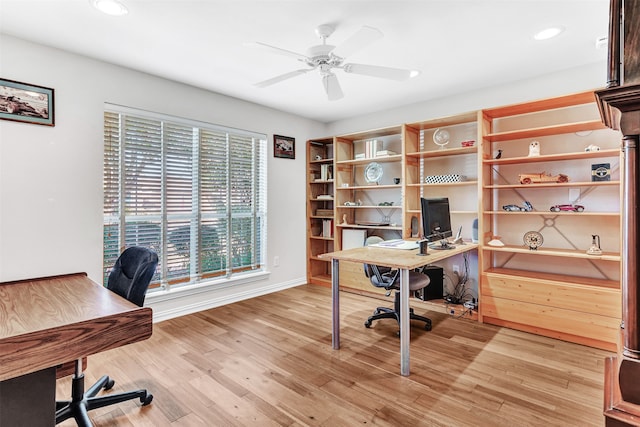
[550, 204, 585, 212]
[503, 201, 533, 212]
[519, 172, 569, 184]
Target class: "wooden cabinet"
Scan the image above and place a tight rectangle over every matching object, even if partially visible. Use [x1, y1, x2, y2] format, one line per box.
[478, 91, 622, 350]
[306, 138, 335, 286]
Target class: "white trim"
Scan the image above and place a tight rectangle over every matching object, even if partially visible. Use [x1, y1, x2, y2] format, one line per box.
[146, 274, 306, 322]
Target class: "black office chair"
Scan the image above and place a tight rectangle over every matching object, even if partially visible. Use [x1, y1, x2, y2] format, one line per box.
[56, 246, 158, 426]
[363, 237, 432, 332]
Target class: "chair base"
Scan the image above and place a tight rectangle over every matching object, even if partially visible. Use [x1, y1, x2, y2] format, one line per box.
[364, 291, 432, 332]
[56, 371, 152, 426]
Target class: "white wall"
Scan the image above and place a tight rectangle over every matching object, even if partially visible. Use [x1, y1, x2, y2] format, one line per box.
[0, 35, 324, 320]
[326, 62, 607, 135]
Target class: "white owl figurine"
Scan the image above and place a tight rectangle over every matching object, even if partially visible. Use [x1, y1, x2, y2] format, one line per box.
[528, 140, 540, 157]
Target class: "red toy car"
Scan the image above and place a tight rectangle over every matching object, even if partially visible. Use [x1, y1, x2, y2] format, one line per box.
[550, 204, 584, 212]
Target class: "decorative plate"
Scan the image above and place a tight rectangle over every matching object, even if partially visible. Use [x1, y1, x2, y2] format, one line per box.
[523, 230, 543, 250]
[364, 162, 383, 183]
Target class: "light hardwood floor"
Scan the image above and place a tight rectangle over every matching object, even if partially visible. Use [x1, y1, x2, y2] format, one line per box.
[57, 284, 613, 426]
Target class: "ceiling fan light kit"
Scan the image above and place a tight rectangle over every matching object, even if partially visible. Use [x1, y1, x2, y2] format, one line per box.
[253, 24, 419, 100]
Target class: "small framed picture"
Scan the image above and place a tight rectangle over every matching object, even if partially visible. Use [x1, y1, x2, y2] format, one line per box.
[0, 78, 55, 126]
[274, 134, 295, 159]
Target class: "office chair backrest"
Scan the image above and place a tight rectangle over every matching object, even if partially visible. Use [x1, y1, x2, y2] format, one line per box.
[107, 246, 158, 307]
[362, 236, 398, 289]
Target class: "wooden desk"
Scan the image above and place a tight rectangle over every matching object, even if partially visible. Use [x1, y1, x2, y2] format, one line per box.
[0, 273, 153, 426]
[321, 243, 477, 376]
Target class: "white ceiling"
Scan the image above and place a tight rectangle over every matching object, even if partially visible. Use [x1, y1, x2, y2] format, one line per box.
[0, 0, 610, 123]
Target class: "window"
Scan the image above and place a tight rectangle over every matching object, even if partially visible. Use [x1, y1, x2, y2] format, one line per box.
[103, 105, 267, 291]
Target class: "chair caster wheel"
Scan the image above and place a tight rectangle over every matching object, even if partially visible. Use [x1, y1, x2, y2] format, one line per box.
[425, 323, 432, 331]
[141, 393, 153, 406]
[105, 378, 115, 390]
[364, 321, 372, 328]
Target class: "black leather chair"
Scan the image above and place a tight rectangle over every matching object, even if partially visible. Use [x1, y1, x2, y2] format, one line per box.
[363, 237, 432, 332]
[56, 246, 158, 426]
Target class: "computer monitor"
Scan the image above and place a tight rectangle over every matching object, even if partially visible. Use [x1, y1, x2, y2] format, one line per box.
[420, 197, 453, 249]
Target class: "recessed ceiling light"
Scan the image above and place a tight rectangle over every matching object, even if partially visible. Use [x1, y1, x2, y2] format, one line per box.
[534, 27, 564, 41]
[409, 70, 421, 78]
[92, 0, 128, 16]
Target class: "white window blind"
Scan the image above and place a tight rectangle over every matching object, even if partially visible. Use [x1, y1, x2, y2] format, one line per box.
[103, 106, 267, 290]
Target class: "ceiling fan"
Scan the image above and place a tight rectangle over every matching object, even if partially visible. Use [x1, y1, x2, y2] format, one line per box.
[251, 24, 420, 101]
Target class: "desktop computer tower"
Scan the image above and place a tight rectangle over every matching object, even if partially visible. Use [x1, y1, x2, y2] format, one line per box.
[416, 265, 444, 301]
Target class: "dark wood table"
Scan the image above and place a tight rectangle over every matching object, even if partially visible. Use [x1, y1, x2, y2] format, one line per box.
[0, 273, 153, 426]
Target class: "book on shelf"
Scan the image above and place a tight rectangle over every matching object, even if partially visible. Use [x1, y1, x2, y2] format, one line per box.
[365, 139, 382, 158]
[375, 150, 396, 157]
[322, 219, 334, 238]
[320, 164, 333, 181]
[317, 194, 333, 200]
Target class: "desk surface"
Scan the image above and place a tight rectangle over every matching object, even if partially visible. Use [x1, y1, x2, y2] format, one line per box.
[0, 273, 152, 381]
[322, 242, 478, 269]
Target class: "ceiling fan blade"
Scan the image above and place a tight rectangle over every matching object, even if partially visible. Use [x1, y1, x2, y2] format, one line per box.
[343, 63, 418, 81]
[322, 73, 344, 101]
[254, 69, 311, 88]
[247, 41, 308, 62]
[331, 26, 383, 59]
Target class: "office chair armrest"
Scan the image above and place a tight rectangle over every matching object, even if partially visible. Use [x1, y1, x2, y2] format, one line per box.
[370, 264, 399, 289]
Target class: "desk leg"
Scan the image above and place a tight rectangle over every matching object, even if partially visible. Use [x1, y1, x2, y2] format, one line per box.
[399, 268, 410, 376]
[332, 258, 340, 350]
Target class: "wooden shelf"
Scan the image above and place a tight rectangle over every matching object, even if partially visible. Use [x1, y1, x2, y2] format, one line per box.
[309, 236, 333, 241]
[486, 210, 619, 216]
[483, 148, 620, 165]
[337, 224, 402, 231]
[336, 205, 401, 209]
[407, 180, 477, 188]
[336, 184, 401, 190]
[484, 180, 620, 189]
[483, 244, 620, 261]
[485, 120, 607, 142]
[335, 154, 402, 166]
[406, 146, 477, 158]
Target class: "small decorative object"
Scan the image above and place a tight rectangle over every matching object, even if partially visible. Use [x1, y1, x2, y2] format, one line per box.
[528, 140, 541, 157]
[519, 172, 568, 184]
[503, 201, 533, 212]
[461, 140, 475, 147]
[314, 154, 323, 160]
[364, 162, 383, 184]
[487, 236, 505, 247]
[585, 144, 601, 152]
[495, 149, 502, 159]
[341, 183, 349, 187]
[378, 201, 394, 206]
[342, 214, 348, 225]
[274, 134, 295, 159]
[425, 174, 465, 184]
[433, 128, 450, 149]
[586, 234, 602, 255]
[0, 78, 55, 126]
[393, 177, 400, 184]
[523, 231, 543, 250]
[592, 163, 611, 181]
[550, 204, 584, 212]
[344, 201, 360, 206]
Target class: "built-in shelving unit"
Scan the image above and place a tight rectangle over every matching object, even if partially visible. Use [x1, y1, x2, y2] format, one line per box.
[478, 90, 622, 351]
[306, 138, 335, 286]
[305, 91, 624, 347]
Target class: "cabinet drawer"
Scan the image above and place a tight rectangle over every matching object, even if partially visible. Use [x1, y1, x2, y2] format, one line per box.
[482, 271, 621, 318]
[482, 295, 620, 347]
